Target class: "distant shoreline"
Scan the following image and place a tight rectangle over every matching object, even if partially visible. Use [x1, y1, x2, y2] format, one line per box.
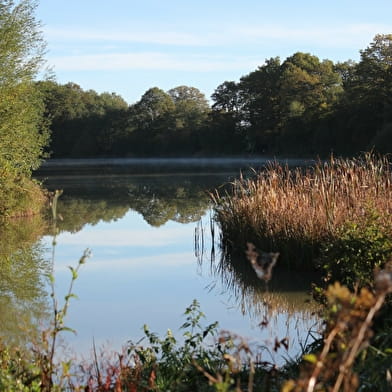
[38, 156, 312, 168]
[34, 156, 313, 176]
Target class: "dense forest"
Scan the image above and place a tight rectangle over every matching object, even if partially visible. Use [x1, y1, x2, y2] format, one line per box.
[38, 34, 392, 158]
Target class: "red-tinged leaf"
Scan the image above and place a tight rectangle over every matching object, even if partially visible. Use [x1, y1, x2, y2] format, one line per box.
[149, 369, 156, 389]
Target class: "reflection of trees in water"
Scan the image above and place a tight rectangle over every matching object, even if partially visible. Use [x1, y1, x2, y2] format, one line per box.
[54, 198, 130, 233]
[43, 174, 230, 232]
[0, 217, 50, 346]
[127, 180, 211, 227]
[196, 220, 319, 321]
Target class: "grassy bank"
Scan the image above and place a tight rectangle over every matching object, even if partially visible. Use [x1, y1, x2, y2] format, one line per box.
[212, 153, 392, 269]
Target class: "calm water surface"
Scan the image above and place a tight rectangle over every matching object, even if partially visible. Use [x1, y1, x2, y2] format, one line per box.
[6, 159, 320, 364]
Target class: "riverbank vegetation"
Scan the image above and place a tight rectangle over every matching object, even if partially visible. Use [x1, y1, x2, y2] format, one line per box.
[212, 153, 392, 271]
[209, 153, 392, 390]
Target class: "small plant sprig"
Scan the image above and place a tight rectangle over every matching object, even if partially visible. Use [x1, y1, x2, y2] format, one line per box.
[38, 189, 91, 391]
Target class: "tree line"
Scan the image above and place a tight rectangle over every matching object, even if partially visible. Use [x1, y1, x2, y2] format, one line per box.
[38, 34, 392, 158]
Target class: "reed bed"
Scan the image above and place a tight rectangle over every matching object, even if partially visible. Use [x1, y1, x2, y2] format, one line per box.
[212, 153, 392, 268]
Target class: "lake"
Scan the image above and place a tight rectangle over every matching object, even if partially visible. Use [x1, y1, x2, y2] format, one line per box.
[2, 158, 320, 365]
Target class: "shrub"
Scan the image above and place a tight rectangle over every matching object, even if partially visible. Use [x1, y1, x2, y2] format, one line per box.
[319, 209, 392, 289]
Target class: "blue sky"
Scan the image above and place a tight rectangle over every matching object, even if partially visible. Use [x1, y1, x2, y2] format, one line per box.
[37, 0, 392, 104]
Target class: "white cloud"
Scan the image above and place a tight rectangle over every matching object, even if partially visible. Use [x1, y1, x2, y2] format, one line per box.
[54, 252, 194, 272]
[45, 23, 392, 49]
[48, 52, 261, 72]
[44, 27, 214, 47]
[44, 23, 392, 73]
[237, 23, 391, 47]
[56, 226, 194, 247]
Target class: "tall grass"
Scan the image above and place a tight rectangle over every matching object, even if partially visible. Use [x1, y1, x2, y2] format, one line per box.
[212, 153, 392, 268]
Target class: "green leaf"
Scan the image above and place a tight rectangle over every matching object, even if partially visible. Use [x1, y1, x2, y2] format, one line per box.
[46, 273, 55, 284]
[64, 293, 78, 302]
[59, 326, 77, 335]
[303, 354, 318, 364]
[68, 266, 78, 280]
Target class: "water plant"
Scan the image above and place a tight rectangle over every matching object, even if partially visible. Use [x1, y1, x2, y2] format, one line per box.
[212, 153, 392, 268]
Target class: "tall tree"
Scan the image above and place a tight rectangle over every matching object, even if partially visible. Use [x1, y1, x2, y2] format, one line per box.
[0, 0, 48, 176]
[131, 87, 175, 131]
[212, 81, 242, 114]
[335, 34, 392, 152]
[237, 57, 282, 152]
[167, 85, 210, 130]
[0, 0, 49, 218]
[280, 52, 342, 122]
[356, 34, 392, 148]
[209, 81, 247, 154]
[240, 57, 282, 130]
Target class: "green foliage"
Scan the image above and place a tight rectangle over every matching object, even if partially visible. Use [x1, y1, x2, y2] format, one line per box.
[355, 307, 392, 391]
[126, 299, 222, 391]
[238, 57, 282, 152]
[34, 33, 392, 158]
[280, 53, 342, 122]
[39, 82, 212, 157]
[332, 34, 392, 154]
[209, 34, 392, 156]
[126, 85, 210, 155]
[0, 341, 42, 392]
[37, 80, 129, 157]
[211, 81, 243, 114]
[0, 0, 49, 219]
[320, 209, 392, 288]
[168, 85, 210, 130]
[0, 0, 49, 174]
[0, 171, 46, 219]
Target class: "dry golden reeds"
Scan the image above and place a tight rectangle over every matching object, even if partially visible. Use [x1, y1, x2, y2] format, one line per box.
[212, 153, 392, 268]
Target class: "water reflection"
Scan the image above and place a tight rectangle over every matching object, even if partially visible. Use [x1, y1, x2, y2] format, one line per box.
[0, 216, 50, 346]
[195, 216, 320, 333]
[0, 162, 321, 362]
[40, 173, 235, 231]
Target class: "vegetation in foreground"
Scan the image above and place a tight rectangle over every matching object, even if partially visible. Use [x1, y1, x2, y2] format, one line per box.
[0, 265, 391, 391]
